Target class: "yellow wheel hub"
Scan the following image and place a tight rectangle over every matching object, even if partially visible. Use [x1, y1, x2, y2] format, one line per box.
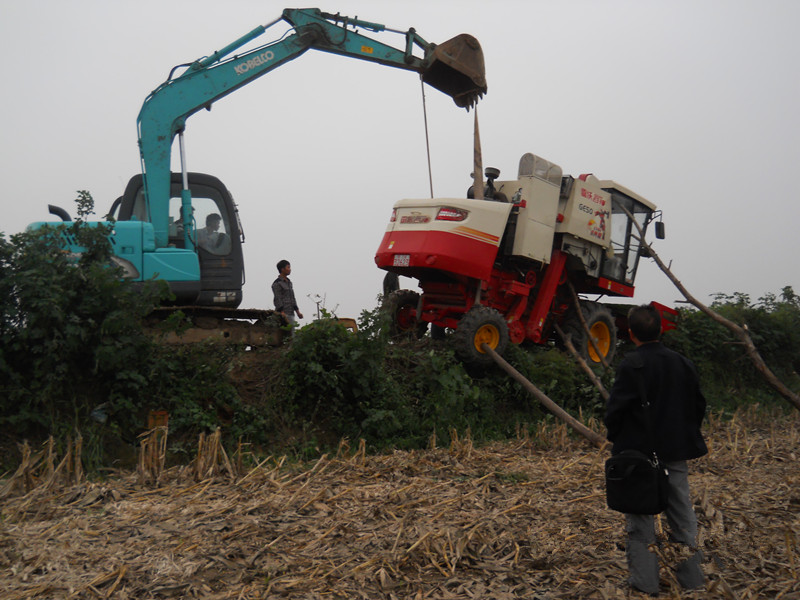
[473, 324, 500, 354]
[588, 321, 611, 363]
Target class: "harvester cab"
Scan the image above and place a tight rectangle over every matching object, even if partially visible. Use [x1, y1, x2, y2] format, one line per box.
[488, 154, 662, 293]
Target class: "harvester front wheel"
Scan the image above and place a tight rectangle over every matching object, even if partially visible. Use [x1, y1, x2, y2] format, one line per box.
[563, 303, 617, 364]
[384, 290, 427, 338]
[454, 306, 509, 368]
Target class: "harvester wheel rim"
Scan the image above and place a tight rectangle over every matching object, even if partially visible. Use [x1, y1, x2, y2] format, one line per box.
[396, 304, 418, 332]
[453, 305, 509, 368]
[473, 323, 500, 354]
[588, 321, 612, 363]
[559, 302, 618, 364]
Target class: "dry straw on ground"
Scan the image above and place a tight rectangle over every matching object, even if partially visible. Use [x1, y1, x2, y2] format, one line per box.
[1, 408, 798, 599]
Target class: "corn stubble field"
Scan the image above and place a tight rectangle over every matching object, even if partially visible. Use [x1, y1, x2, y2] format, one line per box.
[1, 409, 798, 599]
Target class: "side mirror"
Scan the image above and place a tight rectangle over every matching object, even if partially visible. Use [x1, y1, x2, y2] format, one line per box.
[655, 221, 665, 239]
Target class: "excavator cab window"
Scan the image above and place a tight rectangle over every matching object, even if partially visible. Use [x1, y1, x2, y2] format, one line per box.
[121, 174, 235, 255]
[131, 193, 150, 222]
[168, 196, 233, 255]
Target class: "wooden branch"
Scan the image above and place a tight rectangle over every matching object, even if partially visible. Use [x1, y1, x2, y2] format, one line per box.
[622, 206, 800, 411]
[565, 279, 612, 372]
[481, 343, 608, 448]
[553, 323, 609, 401]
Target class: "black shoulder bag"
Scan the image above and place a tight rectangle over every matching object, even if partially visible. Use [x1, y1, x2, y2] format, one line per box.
[605, 365, 670, 515]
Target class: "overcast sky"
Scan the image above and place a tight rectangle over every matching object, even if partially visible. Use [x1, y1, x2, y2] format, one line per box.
[2, 0, 798, 321]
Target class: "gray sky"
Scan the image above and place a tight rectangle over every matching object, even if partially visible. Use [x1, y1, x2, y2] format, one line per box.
[2, 0, 798, 321]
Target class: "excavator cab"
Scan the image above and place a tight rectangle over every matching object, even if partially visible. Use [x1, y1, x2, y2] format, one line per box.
[422, 34, 487, 109]
[116, 172, 245, 308]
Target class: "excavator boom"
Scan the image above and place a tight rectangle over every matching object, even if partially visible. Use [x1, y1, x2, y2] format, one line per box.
[137, 7, 487, 249]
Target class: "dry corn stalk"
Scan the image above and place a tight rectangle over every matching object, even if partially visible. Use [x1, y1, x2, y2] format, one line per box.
[137, 425, 168, 485]
[191, 428, 237, 482]
[0, 435, 85, 499]
[0, 406, 798, 599]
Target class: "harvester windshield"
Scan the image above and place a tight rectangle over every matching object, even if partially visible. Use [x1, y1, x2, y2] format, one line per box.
[601, 184, 657, 285]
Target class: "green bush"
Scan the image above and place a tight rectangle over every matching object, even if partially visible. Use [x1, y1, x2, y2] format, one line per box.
[0, 225, 165, 439]
[283, 317, 388, 424]
[381, 342, 482, 448]
[0, 194, 241, 468]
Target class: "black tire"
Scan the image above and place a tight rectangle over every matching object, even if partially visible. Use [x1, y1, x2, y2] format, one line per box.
[382, 272, 400, 297]
[430, 324, 447, 340]
[384, 289, 428, 338]
[562, 302, 617, 364]
[453, 306, 509, 367]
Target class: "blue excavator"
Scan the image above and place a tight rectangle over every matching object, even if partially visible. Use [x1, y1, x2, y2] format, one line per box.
[36, 8, 486, 343]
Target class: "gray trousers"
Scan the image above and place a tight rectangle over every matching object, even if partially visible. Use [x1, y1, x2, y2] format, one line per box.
[625, 460, 704, 594]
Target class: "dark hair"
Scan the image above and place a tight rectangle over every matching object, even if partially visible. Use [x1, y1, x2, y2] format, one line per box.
[628, 304, 662, 342]
[206, 213, 221, 226]
[276, 259, 290, 273]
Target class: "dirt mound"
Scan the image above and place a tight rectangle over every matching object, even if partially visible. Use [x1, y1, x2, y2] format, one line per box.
[1, 409, 798, 599]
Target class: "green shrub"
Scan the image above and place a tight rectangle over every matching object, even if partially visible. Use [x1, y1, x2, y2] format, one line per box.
[279, 315, 393, 446]
[0, 194, 231, 468]
[0, 222, 167, 441]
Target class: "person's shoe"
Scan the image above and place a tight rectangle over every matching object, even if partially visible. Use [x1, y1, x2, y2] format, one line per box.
[676, 551, 704, 590]
[629, 578, 660, 596]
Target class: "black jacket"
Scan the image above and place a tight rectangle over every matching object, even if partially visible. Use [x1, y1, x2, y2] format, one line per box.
[605, 342, 708, 462]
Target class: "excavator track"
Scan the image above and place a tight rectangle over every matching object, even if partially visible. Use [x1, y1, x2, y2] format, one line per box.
[144, 306, 286, 346]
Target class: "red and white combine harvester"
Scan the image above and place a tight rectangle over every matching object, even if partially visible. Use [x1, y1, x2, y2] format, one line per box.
[375, 152, 676, 367]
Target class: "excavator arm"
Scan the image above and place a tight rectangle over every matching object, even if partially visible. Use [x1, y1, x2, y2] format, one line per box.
[137, 7, 487, 248]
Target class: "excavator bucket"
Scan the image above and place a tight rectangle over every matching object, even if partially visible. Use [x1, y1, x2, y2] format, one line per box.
[422, 34, 487, 109]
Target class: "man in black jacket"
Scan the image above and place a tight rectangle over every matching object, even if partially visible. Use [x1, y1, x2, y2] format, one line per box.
[605, 304, 707, 595]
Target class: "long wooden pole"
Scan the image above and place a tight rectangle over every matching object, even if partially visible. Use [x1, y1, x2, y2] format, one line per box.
[623, 206, 800, 411]
[481, 344, 607, 448]
[553, 323, 609, 401]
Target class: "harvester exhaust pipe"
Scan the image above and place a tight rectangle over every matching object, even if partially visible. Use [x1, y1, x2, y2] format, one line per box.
[422, 34, 487, 109]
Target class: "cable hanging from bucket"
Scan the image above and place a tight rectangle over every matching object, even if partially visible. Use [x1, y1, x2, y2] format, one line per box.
[420, 78, 435, 198]
[420, 76, 484, 199]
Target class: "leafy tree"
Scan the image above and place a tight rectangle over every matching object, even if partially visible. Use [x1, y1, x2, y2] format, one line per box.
[0, 192, 168, 443]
